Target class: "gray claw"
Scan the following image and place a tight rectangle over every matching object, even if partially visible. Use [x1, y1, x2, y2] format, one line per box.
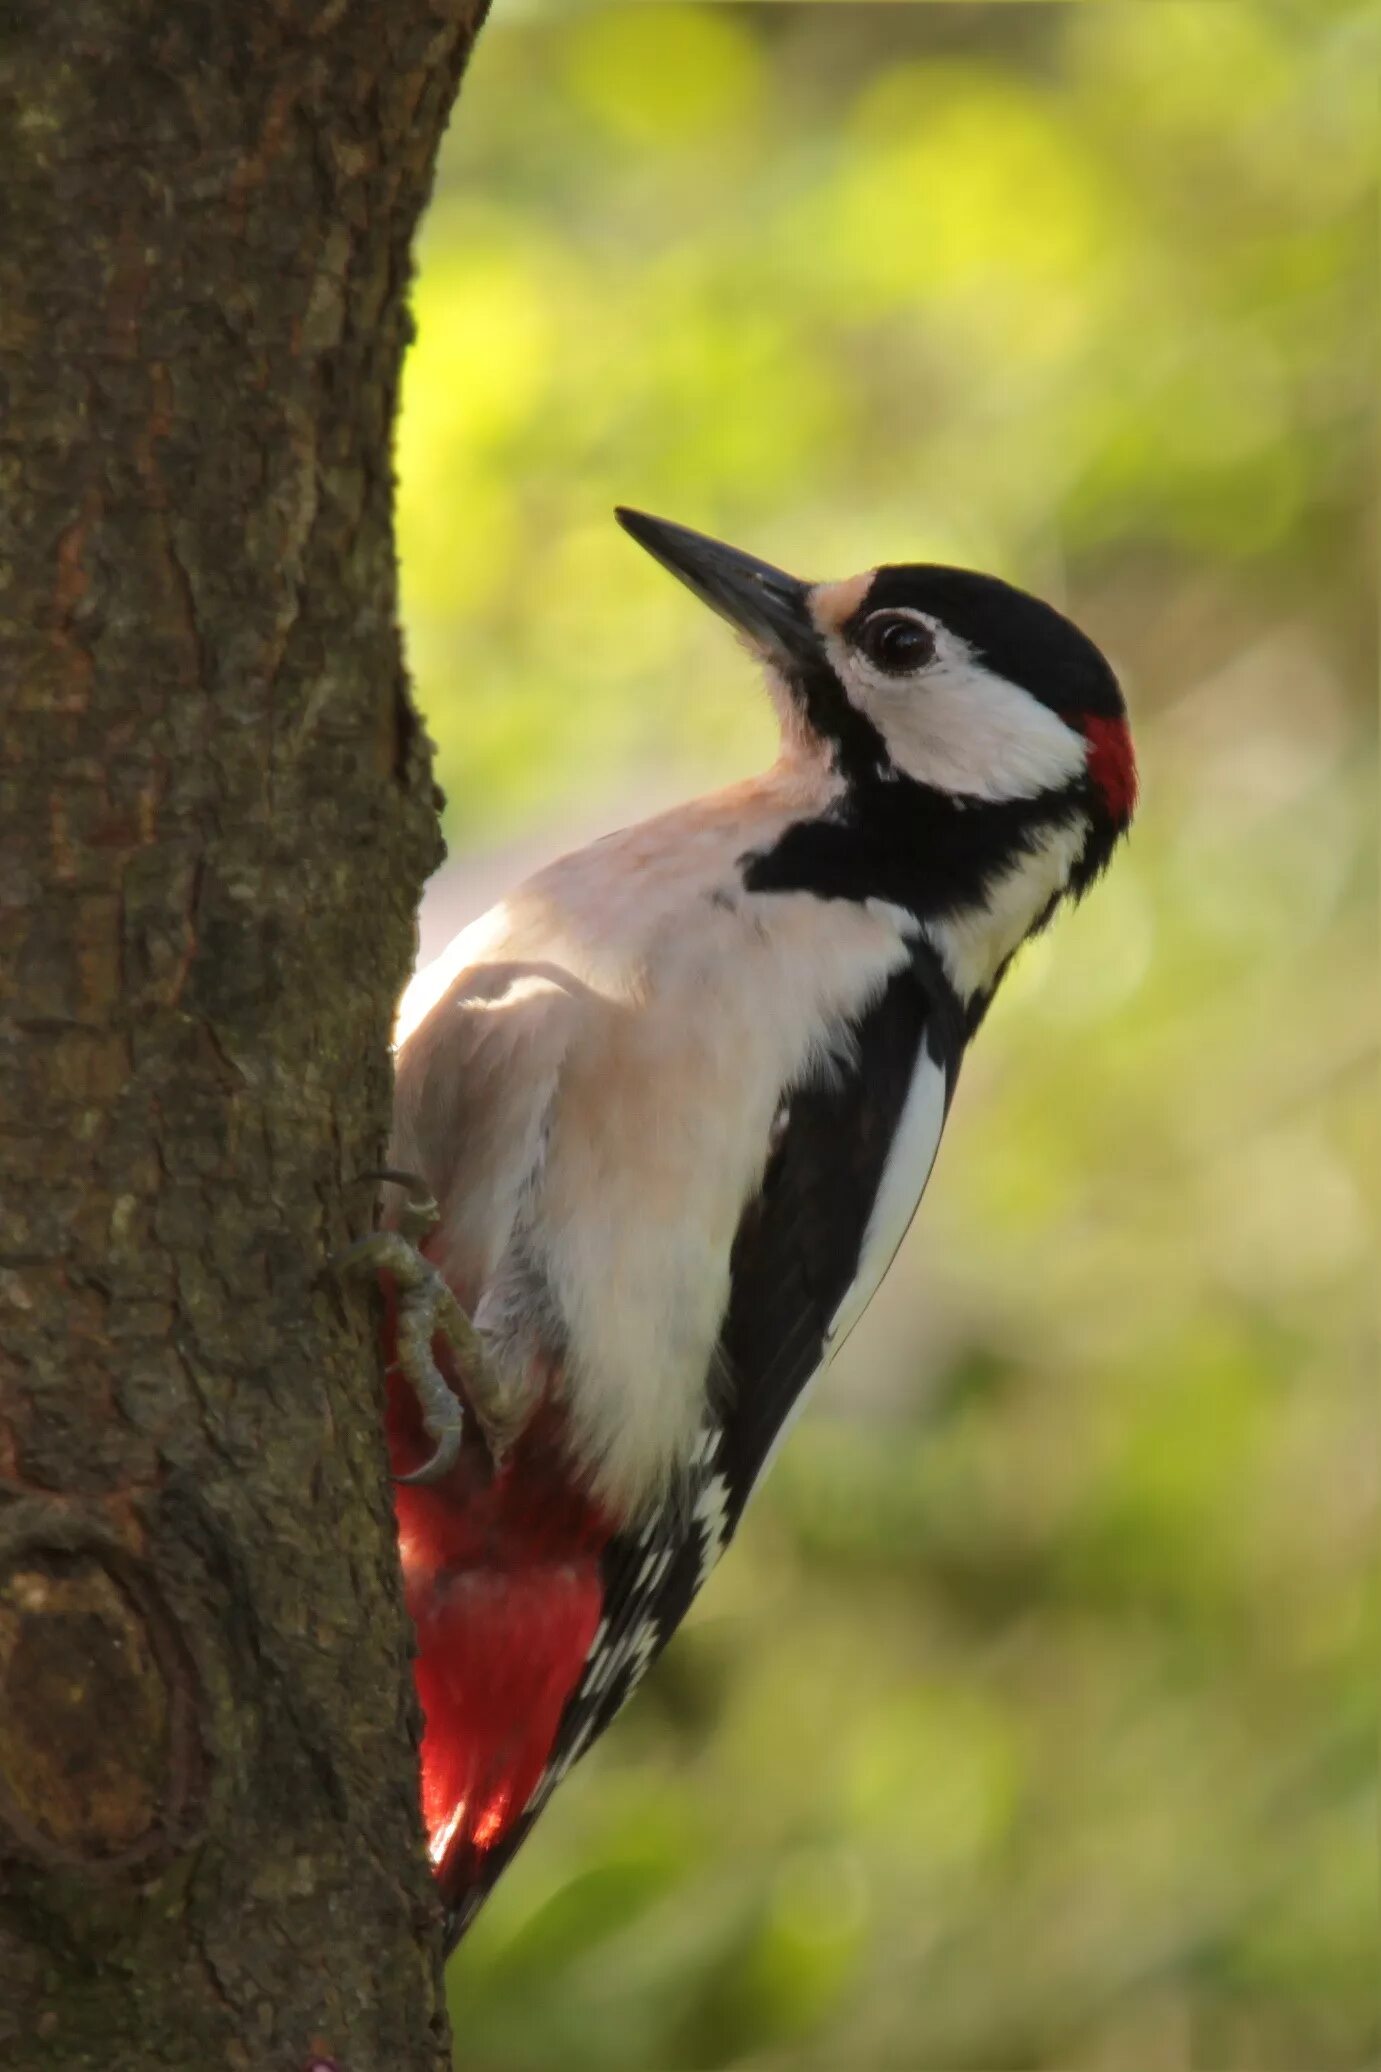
[335, 1229, 471, 1480]
[338, 1173, 529, 1481]
[335, 1176, 534, 1483]
[355, 1167, 442, 1245]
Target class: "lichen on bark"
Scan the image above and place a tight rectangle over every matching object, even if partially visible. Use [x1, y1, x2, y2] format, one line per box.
[0, 3, 488, 2064]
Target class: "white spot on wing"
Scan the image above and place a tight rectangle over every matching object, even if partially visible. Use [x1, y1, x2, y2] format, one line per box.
[691, 1425, 719, 1468]
[635, 1545, 673, 1591]
[694, 1470, 731, 1585]
[582, 1640, 618, 1697]
[625, 1619, 659, 1690]
[744, 1050, 949, 1510]
[580, 1612, 662, 1702]
[825, 1050, 948, 1353]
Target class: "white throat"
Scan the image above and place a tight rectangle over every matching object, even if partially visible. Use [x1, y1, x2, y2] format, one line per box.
[923, 816, 1087, 1000]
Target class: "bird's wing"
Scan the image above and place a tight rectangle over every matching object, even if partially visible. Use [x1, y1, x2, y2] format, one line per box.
[391, 931, 597, 1306]
[454, 941, 965, 1925]
[712, 934, 965, 1526]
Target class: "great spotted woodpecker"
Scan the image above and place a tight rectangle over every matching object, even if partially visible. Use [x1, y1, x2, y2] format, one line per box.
[354, 510, 1137, 1940]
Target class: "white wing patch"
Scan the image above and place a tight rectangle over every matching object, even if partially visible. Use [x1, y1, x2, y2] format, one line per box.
[824, 1049, 948, 1353]
[745, 1047, 949, 1507]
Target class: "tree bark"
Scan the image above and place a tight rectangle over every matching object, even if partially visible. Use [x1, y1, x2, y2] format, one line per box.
[0, 3, 487, 2063]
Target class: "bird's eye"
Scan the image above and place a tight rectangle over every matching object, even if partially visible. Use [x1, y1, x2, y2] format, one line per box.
[856, 611, 935, 675]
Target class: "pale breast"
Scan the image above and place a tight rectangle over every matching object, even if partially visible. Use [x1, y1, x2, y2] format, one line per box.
[391, 753, 921, 1517]
[535, 884, 916, 1516]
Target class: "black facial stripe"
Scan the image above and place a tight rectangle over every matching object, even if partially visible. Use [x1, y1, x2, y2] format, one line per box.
[847, 565, 1124, 719]
[741, 770, 1089, 924]
[786, 658, 890, 785]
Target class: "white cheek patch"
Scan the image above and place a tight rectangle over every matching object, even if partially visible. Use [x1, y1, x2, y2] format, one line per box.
[824, 623, 1087, 804]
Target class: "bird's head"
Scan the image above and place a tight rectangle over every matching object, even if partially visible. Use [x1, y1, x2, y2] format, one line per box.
[615, 508, 1136, 915]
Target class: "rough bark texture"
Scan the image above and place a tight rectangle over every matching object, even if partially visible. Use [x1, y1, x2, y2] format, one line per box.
[0, 2, 488, 2064]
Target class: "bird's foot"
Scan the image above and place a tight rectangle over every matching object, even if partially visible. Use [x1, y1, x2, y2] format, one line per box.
[336, 1171, 525, 1484]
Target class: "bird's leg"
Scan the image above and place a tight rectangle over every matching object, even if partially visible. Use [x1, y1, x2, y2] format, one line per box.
[335, 1171, 524, 1485]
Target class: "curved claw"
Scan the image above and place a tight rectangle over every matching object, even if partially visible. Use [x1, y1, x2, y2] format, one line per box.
[355, 1167, 442, 1245]
[335, 1228, 471, 1481]
[393, 1386, 464, 1485]
[390, 1239, 470, 1482]
[334, 1205, 531, 1482]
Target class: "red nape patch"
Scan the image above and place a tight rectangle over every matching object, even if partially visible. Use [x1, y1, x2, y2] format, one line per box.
[1081, 713, 1138, 822]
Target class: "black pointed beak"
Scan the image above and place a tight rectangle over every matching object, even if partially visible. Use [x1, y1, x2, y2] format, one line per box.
[615, 508, 818, 669]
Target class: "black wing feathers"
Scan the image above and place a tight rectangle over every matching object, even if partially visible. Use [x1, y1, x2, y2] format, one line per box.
[715, 941, 961, 1527]
[557, 942, 961, 1748]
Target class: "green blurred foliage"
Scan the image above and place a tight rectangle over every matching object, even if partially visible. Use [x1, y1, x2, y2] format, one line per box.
[396, 3, 1378, 2066]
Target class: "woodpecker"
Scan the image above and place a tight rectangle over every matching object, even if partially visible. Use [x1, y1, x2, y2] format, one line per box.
[356, 509, 1137, 1940]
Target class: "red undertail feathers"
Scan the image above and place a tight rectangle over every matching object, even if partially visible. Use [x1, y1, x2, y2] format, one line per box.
[382, 1283, 617, 1907]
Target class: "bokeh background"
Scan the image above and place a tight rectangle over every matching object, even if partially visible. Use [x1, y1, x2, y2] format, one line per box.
[395, 4, 1378, 2066]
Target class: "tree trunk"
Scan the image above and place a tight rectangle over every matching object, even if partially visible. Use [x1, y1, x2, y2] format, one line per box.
[0, 3, 487, 2063]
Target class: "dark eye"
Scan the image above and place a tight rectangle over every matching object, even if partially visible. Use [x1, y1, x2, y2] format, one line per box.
[857, 611, 935, 675]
